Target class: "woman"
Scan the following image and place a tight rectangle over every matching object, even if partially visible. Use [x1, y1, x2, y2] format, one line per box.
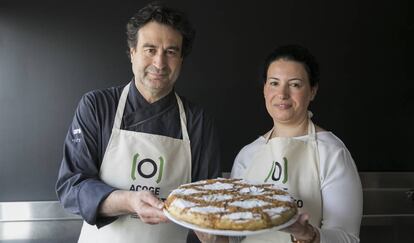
[196, 45, 362, 243]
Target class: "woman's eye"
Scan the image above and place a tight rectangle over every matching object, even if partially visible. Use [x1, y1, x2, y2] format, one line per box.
[290, 82, 301, 88]
[268, 81, 278, 86]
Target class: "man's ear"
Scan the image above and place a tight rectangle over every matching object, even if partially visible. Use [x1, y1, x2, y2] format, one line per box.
[130, 48, 136, 61]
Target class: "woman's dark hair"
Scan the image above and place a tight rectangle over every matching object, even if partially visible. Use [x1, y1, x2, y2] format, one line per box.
[126, 2, 196, 58]
[262, 44, 320, 87]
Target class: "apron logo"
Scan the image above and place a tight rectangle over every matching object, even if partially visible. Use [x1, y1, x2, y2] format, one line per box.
[264, 157, 288, 183]
[130, 153, 164, 183]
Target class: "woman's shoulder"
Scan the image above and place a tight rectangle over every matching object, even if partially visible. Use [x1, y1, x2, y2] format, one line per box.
[234, 136, 266, 162]
[316, 131, 347, 149]
[231, 136, 266, 178]
[239, 136, 266, 152]
[315, 131, 356, 173]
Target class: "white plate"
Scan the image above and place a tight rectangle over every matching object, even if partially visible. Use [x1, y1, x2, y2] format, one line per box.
[163, 209, 299, 236]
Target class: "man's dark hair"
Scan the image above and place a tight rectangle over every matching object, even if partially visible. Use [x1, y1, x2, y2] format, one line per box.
[262, 44, 320, 87]
[126, 2, 196, 58]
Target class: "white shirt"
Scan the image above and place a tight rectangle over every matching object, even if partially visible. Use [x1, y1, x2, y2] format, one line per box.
[231, 131, 363, 243]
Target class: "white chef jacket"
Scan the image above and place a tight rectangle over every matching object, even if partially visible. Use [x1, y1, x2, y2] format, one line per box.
[231, 131, 362, 243]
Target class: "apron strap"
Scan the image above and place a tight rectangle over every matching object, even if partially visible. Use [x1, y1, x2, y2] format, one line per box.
[307, 111, 317, 141]
[265, 128, 274, 143]
[307, 119, 317, 141]
[113, 83, 130, 129]
[174, 93, 189, 141]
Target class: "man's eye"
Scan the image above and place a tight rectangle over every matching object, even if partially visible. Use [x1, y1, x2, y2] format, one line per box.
[166, 50, 178, 56]
[145, 49, 156, 55]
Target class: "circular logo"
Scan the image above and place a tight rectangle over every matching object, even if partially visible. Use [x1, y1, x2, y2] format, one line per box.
[137, 159, 157, 178]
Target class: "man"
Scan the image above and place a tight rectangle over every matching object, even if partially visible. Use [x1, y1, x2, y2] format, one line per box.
[56, 2, 221, 242]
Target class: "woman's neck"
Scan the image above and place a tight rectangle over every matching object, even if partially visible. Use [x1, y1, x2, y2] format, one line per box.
[272, 117, 309, 138]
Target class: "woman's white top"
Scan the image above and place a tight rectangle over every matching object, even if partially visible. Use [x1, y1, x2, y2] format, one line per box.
[231, 131, 363, 243]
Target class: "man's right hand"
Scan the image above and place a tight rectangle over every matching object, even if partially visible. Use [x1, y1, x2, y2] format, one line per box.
[99, 190, 168, 224]
[128, 190, 168, 224]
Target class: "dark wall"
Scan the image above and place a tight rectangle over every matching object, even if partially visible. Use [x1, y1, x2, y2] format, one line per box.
[0, 0, 413, 201]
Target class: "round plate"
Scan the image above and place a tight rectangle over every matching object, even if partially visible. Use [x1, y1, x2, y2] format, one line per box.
[163, 209, 299, 236]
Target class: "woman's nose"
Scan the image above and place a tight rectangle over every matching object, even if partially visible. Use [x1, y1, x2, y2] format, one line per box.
[277, 85, 289, 99]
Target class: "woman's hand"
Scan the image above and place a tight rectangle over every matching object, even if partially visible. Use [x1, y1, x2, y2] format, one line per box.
[194, 231, 229, 243]
[282, 213, 319, 242]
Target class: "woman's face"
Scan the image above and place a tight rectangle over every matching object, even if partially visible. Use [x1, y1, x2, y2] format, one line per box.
[264, 59, 317, 126]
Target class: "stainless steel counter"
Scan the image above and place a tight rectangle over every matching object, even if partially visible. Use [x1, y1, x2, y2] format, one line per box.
[0, 201, 82, 243]
[1, 172, 413, 242]
[359, 172, 414, 242]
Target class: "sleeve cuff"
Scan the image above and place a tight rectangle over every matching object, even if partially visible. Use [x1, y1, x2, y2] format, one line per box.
[78, 179, 117, 226]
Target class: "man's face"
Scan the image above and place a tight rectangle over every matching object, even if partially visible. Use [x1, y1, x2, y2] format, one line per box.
[130, 21, 183, 98]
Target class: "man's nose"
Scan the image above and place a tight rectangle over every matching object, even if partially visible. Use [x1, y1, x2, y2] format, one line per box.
[152, 52, 167, 69]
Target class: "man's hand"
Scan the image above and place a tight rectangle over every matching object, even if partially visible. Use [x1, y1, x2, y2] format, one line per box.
[99, 190, 168, 224]
[128, 190, 168, 224]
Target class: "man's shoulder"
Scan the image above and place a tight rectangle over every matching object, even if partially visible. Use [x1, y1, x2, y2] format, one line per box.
[79, 84, 125, 106]
[83, 84, 124, 100]
[178, 94, 213, 120]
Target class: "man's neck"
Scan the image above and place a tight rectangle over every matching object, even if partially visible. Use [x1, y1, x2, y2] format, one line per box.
[135, 81, 172, 104]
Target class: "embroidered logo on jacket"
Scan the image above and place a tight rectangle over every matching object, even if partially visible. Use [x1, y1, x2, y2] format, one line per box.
[71, 128, 82, 143]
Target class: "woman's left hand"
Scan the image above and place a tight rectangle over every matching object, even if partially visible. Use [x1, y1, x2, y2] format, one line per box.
[282, 213, 319, 242]
[194, 231, 229, 243]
